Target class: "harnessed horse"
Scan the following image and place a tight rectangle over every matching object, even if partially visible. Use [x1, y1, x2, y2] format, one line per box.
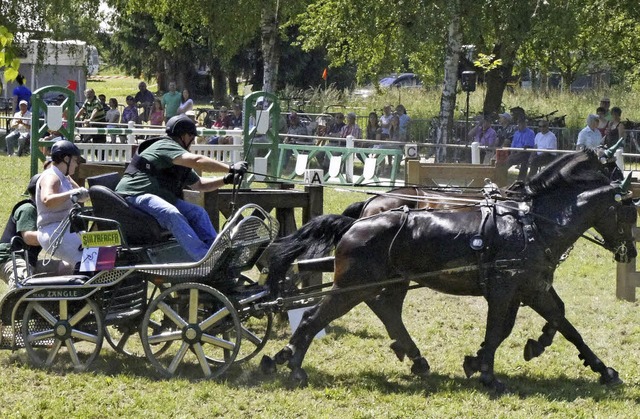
[262, 149, 637, 392]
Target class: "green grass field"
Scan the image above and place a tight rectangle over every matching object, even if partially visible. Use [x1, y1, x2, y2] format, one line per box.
[0, 154, 640, 417]
[1, 79, 640, 416]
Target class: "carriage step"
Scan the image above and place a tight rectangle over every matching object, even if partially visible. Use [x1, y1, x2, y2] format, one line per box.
[293, 257, 335, 273]
[104, 308, 144, 323]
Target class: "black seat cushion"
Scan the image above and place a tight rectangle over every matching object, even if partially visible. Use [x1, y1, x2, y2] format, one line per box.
[89, 185, 170, 245]
[86, 172, 122, 191]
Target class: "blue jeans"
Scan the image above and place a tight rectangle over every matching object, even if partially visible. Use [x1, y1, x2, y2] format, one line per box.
[125, 194, 216, 261]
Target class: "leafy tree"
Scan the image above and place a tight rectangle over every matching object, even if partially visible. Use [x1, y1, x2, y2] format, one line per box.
[0, 26, 20, 82]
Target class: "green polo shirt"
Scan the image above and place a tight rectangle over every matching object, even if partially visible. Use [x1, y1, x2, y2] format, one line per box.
[162, 91, 182, 119]
[115, 138, 199, 204]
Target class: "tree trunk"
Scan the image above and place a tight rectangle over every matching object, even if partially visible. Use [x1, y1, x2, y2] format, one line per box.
[210, 59, 227, 105]
[228, 69, 239, 97]
[437, 5, 463, 163]
[261, 2, 279, 93]
[483, 44, 515, 116]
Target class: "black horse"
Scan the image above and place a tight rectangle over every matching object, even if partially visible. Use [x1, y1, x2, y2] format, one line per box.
[262, 149, 637, 392]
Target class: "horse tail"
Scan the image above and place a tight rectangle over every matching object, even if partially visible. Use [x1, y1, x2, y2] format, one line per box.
[266, 214, 355, 287]
[341, 200, 366, 218]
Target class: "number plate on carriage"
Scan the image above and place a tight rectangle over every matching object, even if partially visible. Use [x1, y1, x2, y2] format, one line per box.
[80, 230, 121, 248]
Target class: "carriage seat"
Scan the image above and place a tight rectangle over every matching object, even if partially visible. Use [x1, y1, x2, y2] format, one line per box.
[86, 173, 171, 246]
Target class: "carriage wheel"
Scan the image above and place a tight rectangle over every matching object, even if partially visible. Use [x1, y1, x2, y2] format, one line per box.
[214, 275, 273, 364]
[104, 284, 172, 357]
[104, 318, 173, 358]
[140, 283, 241, 379]
[21, 298, 104, 371]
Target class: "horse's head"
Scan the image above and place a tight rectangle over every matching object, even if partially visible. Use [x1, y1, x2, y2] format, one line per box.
[591, 175, 638, 263]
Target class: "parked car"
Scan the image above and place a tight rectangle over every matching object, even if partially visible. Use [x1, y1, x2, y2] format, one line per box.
[353, 73, 422, 98]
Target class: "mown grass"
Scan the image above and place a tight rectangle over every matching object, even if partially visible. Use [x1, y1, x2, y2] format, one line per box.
[1, 154, 640, 417]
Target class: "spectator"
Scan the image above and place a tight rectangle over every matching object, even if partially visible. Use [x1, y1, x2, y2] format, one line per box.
[75, 88, 107, 143]
[495, 112, 515, 147]
[396, 104, 410, 141]
[36, 140, 89, 268]
[471, 116, 497, 164]
[134, 81, 155, 122]
[5, 100, 31, 156]
[576, 114, 603, 150]
[12, 74, 32, 111]
[149, 98, 165, 126]
[527, 120, 558, 179]
[98, 94, 107, 111]
[282, 111, 310, 167]
[121, 95, 140, 125]
[327, 113, 346, 137]
[115, 115, 248, 262]
[365, 112, 381, 144]
[604, 107, 626, 148]
[506, 118, 536, 181]
[379, 105, 393, 138]
[207, 106, 234, 145]
[284, 111, 310, 143]
[1, 175, 71, 288]
[229, 104, 243, 129]
[161, 81, 182, 122]
[596, 106, 609, 136]
[340, 112, 362, 140]
[105, 98, 121, 143]
[599, 97, 611, 121]
[177, 88, 194, 115]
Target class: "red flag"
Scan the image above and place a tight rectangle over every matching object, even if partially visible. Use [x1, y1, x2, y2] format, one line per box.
[67, 80, 78, 91]
[322, 68, 327, 80]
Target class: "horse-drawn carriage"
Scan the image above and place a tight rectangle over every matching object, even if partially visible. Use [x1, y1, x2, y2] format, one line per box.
[0, 172, 283, 379]
[0, 145, 637, 392]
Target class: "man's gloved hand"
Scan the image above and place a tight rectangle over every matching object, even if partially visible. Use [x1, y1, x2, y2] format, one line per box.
[229, 161, 249, 175]
[70, 187, 90, 203]
[223, 173, 241, 185]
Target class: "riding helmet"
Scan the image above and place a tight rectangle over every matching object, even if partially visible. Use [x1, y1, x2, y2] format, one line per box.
[166, 114, 198, 137]
[50, 140, 83, 163]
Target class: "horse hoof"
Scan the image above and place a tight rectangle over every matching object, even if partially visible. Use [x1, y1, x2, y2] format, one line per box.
[260, 355, 277, 375]
[523, 339, 545, 361]
[288, 368, 309, 388]
[274, 346, 293, 365]
[599, 367, 624, 386]
[411, 357, 431, 377]
[390, 341, 406, 362]
[463, 355, 480, 378]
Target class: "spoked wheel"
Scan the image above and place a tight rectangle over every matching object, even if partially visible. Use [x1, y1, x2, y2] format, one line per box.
[104, 283, 172, 357]
[105, 319, 174, 358]
[140, 283, 241, 379]
[21, 298, 104, 371]
[219, 275, 273, 364]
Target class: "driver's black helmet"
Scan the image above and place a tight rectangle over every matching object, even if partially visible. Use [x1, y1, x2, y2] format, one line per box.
[50, 140, 83, 163]
[166, 115, 198, 138]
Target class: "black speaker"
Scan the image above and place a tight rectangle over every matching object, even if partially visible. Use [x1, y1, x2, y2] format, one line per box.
[461, 71, 477, 92]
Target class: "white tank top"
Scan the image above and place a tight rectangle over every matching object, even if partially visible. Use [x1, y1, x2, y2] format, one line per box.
[36, 165, 75, 228]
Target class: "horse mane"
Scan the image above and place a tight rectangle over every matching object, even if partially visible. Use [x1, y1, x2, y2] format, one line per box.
[525, 149, 610, 196]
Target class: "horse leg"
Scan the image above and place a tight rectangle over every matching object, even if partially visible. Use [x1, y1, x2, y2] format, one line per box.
[524, 285, 563, 361]
[365, 284, 430, 376]
[464, 284, 521, 393]
[263, 290, 367, 387]
[523, 289, 623, 386]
